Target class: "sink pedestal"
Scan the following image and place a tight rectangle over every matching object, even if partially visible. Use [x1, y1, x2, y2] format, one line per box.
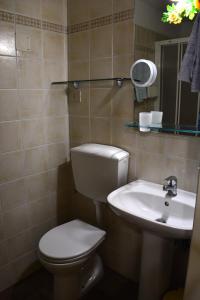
[138, 231, 174, 300]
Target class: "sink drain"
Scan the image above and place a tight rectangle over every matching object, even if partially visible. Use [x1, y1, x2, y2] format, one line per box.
[156, 217, 167, 224]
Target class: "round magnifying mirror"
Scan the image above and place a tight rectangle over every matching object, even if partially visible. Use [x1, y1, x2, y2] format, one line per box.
[130, 59, 157, 88]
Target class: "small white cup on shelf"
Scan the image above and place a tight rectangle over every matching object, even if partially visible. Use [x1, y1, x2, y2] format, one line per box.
[139, 112, 152, 132]
[151, 111, 163, 125]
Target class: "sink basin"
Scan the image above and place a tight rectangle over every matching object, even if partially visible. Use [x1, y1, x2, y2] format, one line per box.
[107, 180, 196, 239]
[107, 180, 196, 300]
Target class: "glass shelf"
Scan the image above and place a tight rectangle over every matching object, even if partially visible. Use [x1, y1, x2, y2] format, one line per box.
[126, 122, 200, 135]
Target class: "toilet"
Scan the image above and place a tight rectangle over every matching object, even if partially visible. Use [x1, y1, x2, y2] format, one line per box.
[38, 144, 129, 300]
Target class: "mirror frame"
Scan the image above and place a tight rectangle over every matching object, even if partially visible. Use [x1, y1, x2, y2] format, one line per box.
[130, 59, 157, 88]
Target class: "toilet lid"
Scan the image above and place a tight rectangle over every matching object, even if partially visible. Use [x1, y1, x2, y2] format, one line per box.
[39, 220, 106, 261]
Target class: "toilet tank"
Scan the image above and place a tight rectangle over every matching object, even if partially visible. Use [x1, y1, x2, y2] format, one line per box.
[71, 144, 129, 203]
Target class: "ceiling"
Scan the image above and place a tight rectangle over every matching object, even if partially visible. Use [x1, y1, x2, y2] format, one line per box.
[142, 0, 170, 10]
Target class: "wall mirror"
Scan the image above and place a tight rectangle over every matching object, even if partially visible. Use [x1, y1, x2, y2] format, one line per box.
[130, 59, 157, 88]
[133, 0, 199, 135]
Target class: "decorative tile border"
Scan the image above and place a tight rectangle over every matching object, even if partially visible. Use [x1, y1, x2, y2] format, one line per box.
[0, 10, 14, 23]
[42, 21, 65, 33]
[90, 14, 113, 29]
[68, 9, 134, 34]
[0, 8, 134, 34]
[113, 9, 134, 23]
[15, 14, 41, 28]
[67, 21, 89, 34]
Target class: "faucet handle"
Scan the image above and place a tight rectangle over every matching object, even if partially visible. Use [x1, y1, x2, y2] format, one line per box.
[164, 176, 177, 187]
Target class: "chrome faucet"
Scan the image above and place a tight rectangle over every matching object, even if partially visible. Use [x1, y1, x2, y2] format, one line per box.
[163, 176, 177, 197]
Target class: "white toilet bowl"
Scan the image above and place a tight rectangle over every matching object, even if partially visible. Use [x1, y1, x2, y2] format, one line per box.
[38, 144, 129, 300]
[38, 219, 106, 300]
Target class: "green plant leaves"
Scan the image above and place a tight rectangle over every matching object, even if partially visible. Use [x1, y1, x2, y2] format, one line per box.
[162, 0, 199, 24]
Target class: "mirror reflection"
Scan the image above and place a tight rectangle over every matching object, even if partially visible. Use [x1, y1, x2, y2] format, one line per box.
[130, 59, 157, 88]
[133, 0, 198, 134]
[132, 61, 151, 85]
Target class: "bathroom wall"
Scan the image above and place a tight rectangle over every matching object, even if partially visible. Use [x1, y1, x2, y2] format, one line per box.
[0, 0, 199, 293]
[0, 0, 69, 292]
[67, 0, 200, 282]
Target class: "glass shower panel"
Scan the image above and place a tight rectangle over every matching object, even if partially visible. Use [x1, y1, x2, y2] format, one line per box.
[160, 44, 179, 125]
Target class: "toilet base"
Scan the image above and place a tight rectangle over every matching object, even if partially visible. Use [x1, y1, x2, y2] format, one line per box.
[39, 253, 104, 300]
[80, 255, 104, 297]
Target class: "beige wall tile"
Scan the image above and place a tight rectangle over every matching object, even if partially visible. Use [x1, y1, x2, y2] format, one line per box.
[178, 158, 197, 192]
[45, 89, 67, 116]
[113, 20, 134, 56]
[19, 90, 44, 119]
[47, 169, 58, 193]
[28, 194, 57, 226]
[0, 264, 15, 292]
[12, 251, 38, 282]
[0, 179, 27, 211]
[90, 58, 112, 79]
[90, 25, 112, 59]
[111, 118, 137, 152]
[17, 59, 43, 89]
[68, 60, 89, 81]
[0, 56, 17, 89]
[113, 0, 134, 12]
[91, 117, 111, 144]
[0, 0, 15, 12]
[68, 31, 89, 61]
[23, 147, 48, 176]
[69, 116, 90, 145]
[112, 84, 134, 118]
[163, 135, 200, 161]
[68, 87, 89, 116]
[135, 151, 165, 184]
[0, 151, 24, 183]
[0, 242, 8, 268]
[15, 0, 41, 18]
[30, 218, 56, 248]
[21, 119, 45, 148]
[67, 0, 89, 25]
[0, 21, 15, 56]
[43, 59, 65, 88]
[0, 0, 68, 290]
[113, 55, 134, 77]
[0, 122, 21, 153]
[69, 193, 96, 225]
[43, 31, 64, 60]
[128, 153, 136, 181]
[6, 230, 33, 261]
[101, 210, 141, 281]
[90, 88, 112, 117]
[42, 0, 64, 24]
[47, 143, 67, 169]
[45, 116, 67, 143]
[16, 25, 42, 59]
[0, 215, 4, 240]
[2, 204, 30, 238]
[137, 133, 165, 155]
[25, 172, 49, 202]
[0, 90, 19, 122]
[89, 0, 113, 19]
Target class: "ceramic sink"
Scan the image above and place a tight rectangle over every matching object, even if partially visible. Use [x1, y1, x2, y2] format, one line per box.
[107, 180, 196, 239]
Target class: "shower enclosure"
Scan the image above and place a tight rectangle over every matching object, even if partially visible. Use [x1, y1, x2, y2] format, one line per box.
[155, 38, 200, 130]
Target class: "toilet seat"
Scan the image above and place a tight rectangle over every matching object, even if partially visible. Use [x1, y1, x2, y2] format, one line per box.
[38, 219, 106, 264]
